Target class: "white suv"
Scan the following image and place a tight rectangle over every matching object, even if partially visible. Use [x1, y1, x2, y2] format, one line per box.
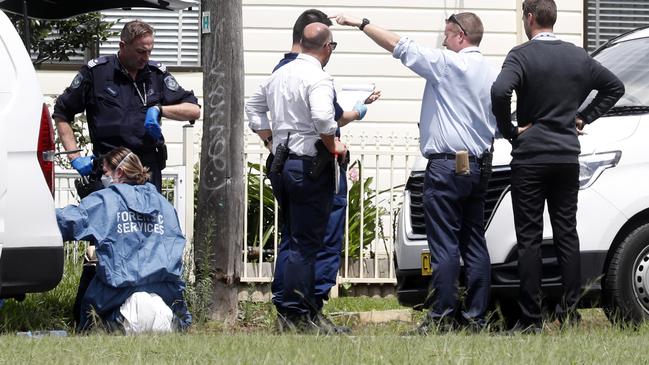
[395, 26, 649, 324]
[0, 10, 63, 299]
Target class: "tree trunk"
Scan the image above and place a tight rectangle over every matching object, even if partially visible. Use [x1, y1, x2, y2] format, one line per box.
[195, 0, 244, 324]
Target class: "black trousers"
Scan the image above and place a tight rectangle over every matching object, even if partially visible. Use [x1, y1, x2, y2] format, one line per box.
[510, 163, 581, 324]
[138, 150, 162, 192]
[269, 158, 334, 316]
[73, 263, 96, 327]
[422, 159, 491, 324]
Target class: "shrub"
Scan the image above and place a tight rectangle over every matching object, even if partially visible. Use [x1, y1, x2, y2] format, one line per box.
[0, 245, 82, 332]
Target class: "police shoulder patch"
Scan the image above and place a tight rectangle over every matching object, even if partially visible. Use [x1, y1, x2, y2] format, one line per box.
[164, 75, 179, 91]
[70, 72, 84, 89]
[148, 60, 167, 73]
[87, 56, 108, 68]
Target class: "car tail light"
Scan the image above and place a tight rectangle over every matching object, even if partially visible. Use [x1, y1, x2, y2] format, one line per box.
[37, 103, 55, 197]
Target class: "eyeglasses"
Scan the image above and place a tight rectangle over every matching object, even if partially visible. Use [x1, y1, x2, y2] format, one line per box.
[447, 13, 468, 35]
[324, 41, 337, 51]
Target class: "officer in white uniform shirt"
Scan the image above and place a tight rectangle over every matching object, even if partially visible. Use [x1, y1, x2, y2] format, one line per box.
[245, 22, 347, 333]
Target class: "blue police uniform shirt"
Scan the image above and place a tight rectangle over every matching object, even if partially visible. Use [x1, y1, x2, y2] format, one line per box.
[52, 55, 199, 156]
[272, 52, 298, 73]
[56, 182, 190, 330]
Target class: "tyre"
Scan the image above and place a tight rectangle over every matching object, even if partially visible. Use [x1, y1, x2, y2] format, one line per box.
[603, 223, 649, 325]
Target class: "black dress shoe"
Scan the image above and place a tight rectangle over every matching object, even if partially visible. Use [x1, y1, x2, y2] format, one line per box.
[402, 316, 457, 336]
[276, 313, 320, 334]
[460, 319, 488, 333]
[506, 321, 542, 335]
[312, 312, 351, 335]
[557, 310, 582, 329]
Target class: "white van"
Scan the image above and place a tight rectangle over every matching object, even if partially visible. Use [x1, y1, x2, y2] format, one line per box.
[0, 10, 63, 299]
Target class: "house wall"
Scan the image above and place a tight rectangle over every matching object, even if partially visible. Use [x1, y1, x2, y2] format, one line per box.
[242, 0, 583, 151]
[36, 0, 583, 167]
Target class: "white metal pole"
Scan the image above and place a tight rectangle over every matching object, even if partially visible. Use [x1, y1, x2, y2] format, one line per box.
[182, 123, 195, 283]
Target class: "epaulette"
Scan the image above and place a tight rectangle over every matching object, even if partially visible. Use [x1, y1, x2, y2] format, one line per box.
[87, 56, 109, 68]
[148, 60, 167, 73]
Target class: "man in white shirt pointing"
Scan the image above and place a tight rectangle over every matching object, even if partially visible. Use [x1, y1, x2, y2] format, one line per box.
[331, 13, 498, 333]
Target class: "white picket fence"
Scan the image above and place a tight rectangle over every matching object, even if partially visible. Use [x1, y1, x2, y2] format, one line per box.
[55, 167, 190, 267]
[55, 129, 422, 289]
[55, 168, 187, 227]
[241, 131, 421, 287]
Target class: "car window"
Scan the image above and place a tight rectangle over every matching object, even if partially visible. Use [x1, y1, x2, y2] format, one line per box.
[590, 37, 649, 108]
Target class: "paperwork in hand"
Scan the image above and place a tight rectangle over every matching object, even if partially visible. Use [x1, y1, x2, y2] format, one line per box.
[336, 83, 375, 111]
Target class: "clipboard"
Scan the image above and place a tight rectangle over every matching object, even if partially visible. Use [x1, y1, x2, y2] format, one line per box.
[336, 83, 375, 111]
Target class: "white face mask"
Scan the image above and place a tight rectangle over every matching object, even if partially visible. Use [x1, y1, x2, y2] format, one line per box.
[101, 152, 133, 188]
[101, 174, 113, 188]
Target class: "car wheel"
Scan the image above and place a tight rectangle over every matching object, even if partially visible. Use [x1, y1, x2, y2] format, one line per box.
[603, 223, 649, 325]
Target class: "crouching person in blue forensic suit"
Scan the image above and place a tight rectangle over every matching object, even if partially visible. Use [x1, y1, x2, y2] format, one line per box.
[56, 147, 191, 333]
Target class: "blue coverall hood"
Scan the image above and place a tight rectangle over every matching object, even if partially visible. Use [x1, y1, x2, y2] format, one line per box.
[110, 182, 161, 215]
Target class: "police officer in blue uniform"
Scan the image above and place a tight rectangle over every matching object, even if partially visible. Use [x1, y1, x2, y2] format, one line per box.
[260, 9, 379, 333]
[53, 20, 200, 193]
[54, 19, 200, 327]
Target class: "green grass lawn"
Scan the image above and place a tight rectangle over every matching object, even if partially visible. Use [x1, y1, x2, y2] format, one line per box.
[2, 294, 649, 364]
[1, 315, 648, 364]
[2, 261, 649, 364]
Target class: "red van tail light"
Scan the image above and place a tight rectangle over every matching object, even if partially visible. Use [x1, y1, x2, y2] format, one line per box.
[37, 103, 55, 196]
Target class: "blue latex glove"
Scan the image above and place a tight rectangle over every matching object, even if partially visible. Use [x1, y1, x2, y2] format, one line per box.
[144, 106, 162, 141]
[71, 155, 94, 176]
[353, 100, 368, 120]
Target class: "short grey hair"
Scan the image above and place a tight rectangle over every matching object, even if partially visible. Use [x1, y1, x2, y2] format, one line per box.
[120, 20, 154, 44]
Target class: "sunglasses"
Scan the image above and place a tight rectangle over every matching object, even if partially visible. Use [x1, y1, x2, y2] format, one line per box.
[447, 13, 468, 35]
[324, 41, 338, 51]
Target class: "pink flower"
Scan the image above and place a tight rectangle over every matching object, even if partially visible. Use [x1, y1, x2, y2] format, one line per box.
[348, 166, 360, 183]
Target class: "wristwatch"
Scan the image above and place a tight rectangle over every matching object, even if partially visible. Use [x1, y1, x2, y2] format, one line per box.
[359, 18, 370, 31]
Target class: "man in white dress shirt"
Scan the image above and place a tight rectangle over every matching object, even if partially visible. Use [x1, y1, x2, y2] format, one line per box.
[245, 22, 347, 333]
[332, 13, 498, 333]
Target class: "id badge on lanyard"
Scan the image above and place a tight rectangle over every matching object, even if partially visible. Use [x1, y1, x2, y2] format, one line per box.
[134, 82, 147, 107]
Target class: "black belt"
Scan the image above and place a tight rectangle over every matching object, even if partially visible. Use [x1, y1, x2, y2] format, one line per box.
[427, 153, 481, 163]
[288, 154, 314, 161]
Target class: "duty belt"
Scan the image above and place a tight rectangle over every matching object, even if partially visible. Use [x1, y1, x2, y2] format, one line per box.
[287, 154, 314, 161]
[426, 153, 481, 163]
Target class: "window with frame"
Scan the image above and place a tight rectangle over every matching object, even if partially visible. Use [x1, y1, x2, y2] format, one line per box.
[100, 7, 201, 67]
[586, 0, 649, 51]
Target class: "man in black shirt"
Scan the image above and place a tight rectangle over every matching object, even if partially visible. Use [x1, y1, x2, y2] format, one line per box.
[491, 0, 624, 332]
[54, 20, 200, 192]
